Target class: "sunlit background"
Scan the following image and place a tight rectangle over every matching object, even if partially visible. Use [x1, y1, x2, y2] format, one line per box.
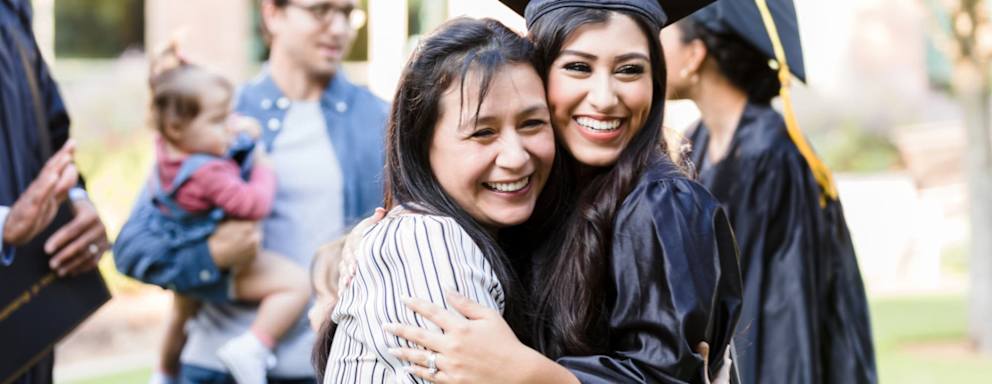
[27, 0, 992, 382]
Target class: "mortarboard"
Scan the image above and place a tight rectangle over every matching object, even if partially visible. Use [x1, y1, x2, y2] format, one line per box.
[691, 0, 806, 82]
[498, 0, 717, 30]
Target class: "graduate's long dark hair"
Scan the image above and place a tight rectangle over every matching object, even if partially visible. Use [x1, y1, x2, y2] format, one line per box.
[313, 17, 538, 379]
[676, 18, 781, 104]
[527, 8, 671, 357]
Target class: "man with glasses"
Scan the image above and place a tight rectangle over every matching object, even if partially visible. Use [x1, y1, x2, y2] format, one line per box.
[114, 0, 387, 383]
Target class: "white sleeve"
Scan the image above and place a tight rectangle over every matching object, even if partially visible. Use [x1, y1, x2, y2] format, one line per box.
[326, 214, 504, 383]
[0, 205, 14, 266]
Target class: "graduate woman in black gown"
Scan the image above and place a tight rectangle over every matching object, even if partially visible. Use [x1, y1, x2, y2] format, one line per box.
[378, 1, 743, 383]
[660, 1, 877, 383]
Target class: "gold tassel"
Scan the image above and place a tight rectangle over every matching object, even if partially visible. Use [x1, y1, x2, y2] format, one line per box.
[754, 0, 838, 206]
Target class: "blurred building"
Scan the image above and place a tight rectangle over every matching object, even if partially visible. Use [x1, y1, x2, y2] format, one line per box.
[145, 0, 255, 81]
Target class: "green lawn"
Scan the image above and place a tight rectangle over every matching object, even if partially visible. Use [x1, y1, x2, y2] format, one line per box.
[67, 368, 151, 384]
[872, 294, 992, 383]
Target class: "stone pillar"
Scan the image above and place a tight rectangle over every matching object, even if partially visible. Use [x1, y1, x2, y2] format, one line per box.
[367, 0, 408, 100]
[145, 0, 253, 82]
[31, 0, 56, 65]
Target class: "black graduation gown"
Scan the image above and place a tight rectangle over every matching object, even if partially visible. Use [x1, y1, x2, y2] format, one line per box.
[0, 0, 71, 205]
[687, 102, 877, 384]
[556, 155, 743, 383]
[0, 1, 72, 383]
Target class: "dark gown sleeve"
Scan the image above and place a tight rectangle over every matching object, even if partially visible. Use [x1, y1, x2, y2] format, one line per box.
[36, 41, 70, 156]
[557, 178, 743, 384]
[725, 148, 876, 384]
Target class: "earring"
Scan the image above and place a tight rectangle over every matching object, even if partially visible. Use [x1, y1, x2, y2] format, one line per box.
[680, 68, 700, 84]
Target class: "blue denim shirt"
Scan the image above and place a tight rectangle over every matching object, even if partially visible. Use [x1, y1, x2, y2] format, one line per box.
[236, 67, 388, 226]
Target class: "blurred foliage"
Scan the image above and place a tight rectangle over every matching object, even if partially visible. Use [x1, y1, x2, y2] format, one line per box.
[942, 240, 969, 277]
[346, 0, 369, 62]
[76, 135, 155, 295]
[409, 0, 446, 37]
[923, 0, 954, 90]
[811, 121, 903, 173]
[55, 56, 156, 295]
[54, 0, 144, 58]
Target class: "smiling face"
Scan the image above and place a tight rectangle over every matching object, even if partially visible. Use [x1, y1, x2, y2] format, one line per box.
[264, 0, 357, 77]
[429, 63, 555, 230]
[546, 13, 654, 167]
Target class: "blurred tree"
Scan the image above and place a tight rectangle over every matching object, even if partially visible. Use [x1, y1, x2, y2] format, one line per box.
[925, 0, 992, 354]
[345, 0, 369, 62]
[54, 0, 144, 58]
[408, 0, 446, 37]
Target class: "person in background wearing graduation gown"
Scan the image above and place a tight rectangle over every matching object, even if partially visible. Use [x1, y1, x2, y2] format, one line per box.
[0, 0, 111, 383]
[376, 1, 744, 383]
[660, 1, 877, 383]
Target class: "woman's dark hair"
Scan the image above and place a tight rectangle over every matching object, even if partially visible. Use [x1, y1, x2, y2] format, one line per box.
[677, 18, 781, 104]
[313, 17, 540, 379]
[527, 8, 670, 357]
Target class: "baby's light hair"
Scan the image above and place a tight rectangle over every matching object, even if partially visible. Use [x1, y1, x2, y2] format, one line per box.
[147, 35, 233, 141]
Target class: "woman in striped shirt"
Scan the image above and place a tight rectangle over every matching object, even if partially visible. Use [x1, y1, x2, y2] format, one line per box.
[318, 17, 577, 383]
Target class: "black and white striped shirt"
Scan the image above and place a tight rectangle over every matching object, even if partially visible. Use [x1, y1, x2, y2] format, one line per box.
[324, 207, 505, 383]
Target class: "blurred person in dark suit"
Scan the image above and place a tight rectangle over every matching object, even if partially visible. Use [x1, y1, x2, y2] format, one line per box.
[1, 0, 110, 383]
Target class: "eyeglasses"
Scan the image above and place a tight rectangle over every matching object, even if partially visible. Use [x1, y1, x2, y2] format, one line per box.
[286, 1, 366, 28]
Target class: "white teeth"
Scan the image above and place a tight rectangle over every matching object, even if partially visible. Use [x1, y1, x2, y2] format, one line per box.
[483, 176, 530, 193]
[576, 117, 621, 131]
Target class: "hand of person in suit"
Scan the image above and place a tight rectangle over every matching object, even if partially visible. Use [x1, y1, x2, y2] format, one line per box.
[45, 196, 109, 277]
[2, 140, 77, 249]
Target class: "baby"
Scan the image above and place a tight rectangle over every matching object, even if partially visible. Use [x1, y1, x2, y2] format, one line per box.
[144, 42, 310, 384]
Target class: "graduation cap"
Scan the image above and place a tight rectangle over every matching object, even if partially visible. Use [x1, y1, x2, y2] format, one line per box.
[498, 0, 717, 30]
[691, 0, 806, 82]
